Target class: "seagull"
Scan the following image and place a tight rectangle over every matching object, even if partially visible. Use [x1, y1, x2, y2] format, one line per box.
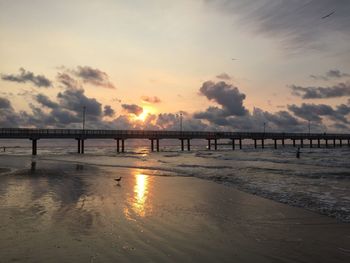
[321, 11, 335, 19]
[114, 177, 122, 183]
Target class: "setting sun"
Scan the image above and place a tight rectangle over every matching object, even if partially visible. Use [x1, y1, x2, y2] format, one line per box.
[135, 106, 156, 122]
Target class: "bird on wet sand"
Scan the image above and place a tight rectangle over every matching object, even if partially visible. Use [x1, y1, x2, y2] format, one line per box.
[114, 177, 122, 183]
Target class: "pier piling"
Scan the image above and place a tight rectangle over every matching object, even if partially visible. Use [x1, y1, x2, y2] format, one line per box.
[31, 139, 37, 155]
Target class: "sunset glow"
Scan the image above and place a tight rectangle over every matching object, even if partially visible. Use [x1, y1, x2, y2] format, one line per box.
[135, 106, 156, 122]
[0, 1, 349, 132]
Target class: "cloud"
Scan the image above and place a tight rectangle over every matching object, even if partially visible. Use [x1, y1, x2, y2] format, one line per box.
[288, 103, 350, 124]
[103, 105, 115, 117]
[121, 104, 143, 115]
[0, 97, 22, 127]
[1, 68, 52, 88]
[2, 71, 350, 132]
[206, 0, 350, 50]
[193, 81, 311, 131]
[0, 97, 12, 109]
[194, 106, 230, 126]
[290, 82, 350, 99]
[141, 96, 161, 104]
[216, 73, 232, 80]
[57, 88, 102, 119]
[72, 66, 115, 89]
[199, 81, 247, 116]
[57, 72, 80, 89]
[310, 69, 350, 80]
[327, 69, 350, 79]
[35, 94, 59, 109]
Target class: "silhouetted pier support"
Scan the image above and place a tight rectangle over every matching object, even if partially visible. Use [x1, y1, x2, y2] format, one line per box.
[150, 139, 160, 152]
[116, 139, 120, 153]
[180, 139, 190, 151]
[77, 139, 81, 154]
[325, 139, 328, 148]
[282, 139, 285, 147]
[150, 139, 154, 152]
[115, 139, 125, 153]
[339, 139, 342, 147]
[239, 139, 242, 149]
[292, 139, 296, 147]
[76, 138, 85, 154]
[254, 139, 257, 149]
[309, 139, 313, 148]
[333, 138, 336, 147]
[30, 139, 38, 155]
[81, 139, 85, 154]
[262, 139, 265, 149]
[317, 139, 321, 148]
[207, 139, 211, 150]
[214, 139, 218, 150]
[121, 139, 125, 152]
[274, 139, 277, 149]
[232, 139, 236, 150]
[300, 139, 304, 148]
[348, 139, 350, 147]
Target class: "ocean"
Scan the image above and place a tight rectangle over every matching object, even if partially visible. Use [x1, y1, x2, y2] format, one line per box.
[1, 138, 350, 222]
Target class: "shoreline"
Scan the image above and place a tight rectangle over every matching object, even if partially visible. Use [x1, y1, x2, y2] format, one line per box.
[0, 153, 350, 223]
[0, 161, 349, 262]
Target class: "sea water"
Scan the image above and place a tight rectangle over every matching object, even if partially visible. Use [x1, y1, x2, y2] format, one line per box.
[0, 139, 349, 222]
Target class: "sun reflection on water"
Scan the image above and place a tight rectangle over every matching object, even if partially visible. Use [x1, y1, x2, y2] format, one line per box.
[124, 171, 152, 218]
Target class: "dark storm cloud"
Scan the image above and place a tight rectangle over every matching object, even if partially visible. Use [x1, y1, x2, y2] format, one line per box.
[310, 69, 350, 80]
[216, 73, 232, 80]
[1, 68, 52, 88]
[72, 66, 115, 89]
[103, 105, 115, 117]
[199, 81, 247, 116]
[290, 82, 350, 99]
[206, 0, 350, 50]
[121, 104, 143, 115]
[141, 96, 161, 104]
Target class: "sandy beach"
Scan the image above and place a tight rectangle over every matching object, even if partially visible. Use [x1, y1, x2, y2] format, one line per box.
[0, 156, 349, 263]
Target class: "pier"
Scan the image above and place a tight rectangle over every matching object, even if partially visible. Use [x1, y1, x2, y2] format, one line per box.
[1, 128, 350, 155]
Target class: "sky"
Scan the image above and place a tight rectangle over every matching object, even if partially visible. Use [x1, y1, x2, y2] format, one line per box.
[1, 0, 350, 132]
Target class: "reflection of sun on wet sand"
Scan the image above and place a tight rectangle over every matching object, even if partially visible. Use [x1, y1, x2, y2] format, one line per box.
[124, 171, 152, 219]
[0, 158, 350, 263]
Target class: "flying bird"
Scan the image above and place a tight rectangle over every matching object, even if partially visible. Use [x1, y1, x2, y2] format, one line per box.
[321, 11, 335, 19]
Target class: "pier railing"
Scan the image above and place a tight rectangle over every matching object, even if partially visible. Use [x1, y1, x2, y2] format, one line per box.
[1, 128, 349, 139]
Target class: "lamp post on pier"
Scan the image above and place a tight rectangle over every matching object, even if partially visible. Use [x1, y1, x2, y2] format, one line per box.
[176, 112, 183, 132]
[82, 106, 86, 131]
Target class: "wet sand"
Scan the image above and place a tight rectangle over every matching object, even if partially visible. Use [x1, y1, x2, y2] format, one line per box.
[0, 160, 349, 262]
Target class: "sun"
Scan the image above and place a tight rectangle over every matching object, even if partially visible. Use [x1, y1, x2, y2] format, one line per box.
[135, 106, 156, 122]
